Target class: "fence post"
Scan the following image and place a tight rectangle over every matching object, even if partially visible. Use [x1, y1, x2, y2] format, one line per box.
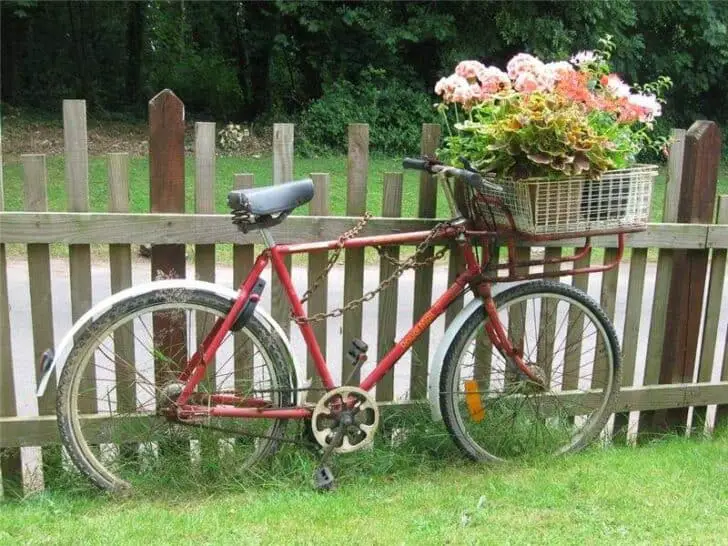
[307, 173, 330, 392]
[410, 123, 440, 399]
[657, 121, 721, 430]
[272, 124, 294, 337]
[0, 170, 22, 496]
[376, 173, 403, 402]
[342, 123, 369, 385]
[149, 89, 187, 381]
[698, 195, 728, 428]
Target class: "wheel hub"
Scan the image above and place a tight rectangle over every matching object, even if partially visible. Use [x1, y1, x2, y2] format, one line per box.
[311, 387, 379, 454]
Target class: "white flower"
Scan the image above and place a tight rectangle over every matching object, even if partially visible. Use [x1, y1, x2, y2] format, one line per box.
[605, 74, 630, 98]
[627, 93, 662, 121]
[570, 50, 598, 66]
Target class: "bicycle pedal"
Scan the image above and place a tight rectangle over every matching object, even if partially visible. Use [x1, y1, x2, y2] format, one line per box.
[313, 466, 335, 491]
[346, 338, 368, 366]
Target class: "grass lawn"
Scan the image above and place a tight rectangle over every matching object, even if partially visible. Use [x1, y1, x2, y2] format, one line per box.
[3, 154, 727, 220]
[2, 430, 727, 545]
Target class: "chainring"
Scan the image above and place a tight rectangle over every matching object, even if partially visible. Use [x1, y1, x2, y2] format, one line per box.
[311, 387, 379, 454]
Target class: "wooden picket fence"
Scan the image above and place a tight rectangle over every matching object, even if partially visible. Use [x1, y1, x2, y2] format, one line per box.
[1, 91, 727, 495]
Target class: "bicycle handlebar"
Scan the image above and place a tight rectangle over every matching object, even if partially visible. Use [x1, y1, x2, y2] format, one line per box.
[402, 157, 503, 193]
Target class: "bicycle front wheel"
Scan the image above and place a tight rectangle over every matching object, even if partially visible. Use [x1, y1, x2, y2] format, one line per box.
[57, 287, 293, 492]
[440, 280, 621, 462]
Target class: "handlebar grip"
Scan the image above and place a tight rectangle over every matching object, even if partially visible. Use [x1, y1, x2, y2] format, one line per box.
[449, 167, 483, 189]
[402, 157, 428, 171]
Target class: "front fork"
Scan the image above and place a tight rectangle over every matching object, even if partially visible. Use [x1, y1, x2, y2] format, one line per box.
[471, 270, 542, 385]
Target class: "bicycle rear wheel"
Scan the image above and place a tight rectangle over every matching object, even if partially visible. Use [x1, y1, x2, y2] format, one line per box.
[440, 280, 621, 461]
[57, 288, 293, 492]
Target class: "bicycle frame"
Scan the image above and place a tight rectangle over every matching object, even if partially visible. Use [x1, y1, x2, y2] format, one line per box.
[173, 221, 627, 422]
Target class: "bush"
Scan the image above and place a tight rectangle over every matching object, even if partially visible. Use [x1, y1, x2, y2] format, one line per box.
[298, 71, 436, 156]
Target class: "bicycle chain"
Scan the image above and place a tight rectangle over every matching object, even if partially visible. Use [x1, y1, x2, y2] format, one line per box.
[292, 216, 454, 325]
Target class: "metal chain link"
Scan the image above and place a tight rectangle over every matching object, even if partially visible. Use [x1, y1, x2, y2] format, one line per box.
[292, 217, 453, 325]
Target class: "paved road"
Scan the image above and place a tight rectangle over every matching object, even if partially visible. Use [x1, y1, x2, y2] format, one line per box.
[5, 256, 727, 417]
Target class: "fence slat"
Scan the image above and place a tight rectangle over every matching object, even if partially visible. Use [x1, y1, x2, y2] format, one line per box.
[536, 247, 562, 384]
[613, 248, 648, 438]
[107, 153, 135, 415]
[272, 124, 294, 338]
[233, 174, 255, 389]
[444, 250, 465, 326]
[194, 123, 217, 389]
[307, 174, 330, 393]
[64, 100, 96, 415]
[562, 249, 591, 390]
[640, 130, 685, 433]
[592, 248, 620, 389]
[0, 170, 22, 495]
[342, 124, 368, 385]
[376, 173, 403, 402]
[696, 196, 728, 424]
[23, 155, 56, 415]
[410, 123, 440, 399]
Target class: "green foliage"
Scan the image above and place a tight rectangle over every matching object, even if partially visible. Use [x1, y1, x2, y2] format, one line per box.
[298, 69, 436, 156]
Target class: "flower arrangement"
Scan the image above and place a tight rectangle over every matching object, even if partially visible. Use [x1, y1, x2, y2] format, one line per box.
[435, 37, 671, 180]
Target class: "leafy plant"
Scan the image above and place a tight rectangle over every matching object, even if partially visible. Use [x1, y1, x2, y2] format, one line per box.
[436, 37, 672, 180]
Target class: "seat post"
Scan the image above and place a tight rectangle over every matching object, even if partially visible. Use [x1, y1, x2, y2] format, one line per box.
[260, 228, 276, 248]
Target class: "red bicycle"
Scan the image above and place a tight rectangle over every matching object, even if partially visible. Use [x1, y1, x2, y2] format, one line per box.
[45, 158, 630, 492]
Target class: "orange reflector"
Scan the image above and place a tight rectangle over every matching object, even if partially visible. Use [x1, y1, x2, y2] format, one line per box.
[464, 380, 485, 422]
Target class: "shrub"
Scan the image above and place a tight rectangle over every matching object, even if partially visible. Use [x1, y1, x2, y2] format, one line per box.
[298, 70, 436, 156]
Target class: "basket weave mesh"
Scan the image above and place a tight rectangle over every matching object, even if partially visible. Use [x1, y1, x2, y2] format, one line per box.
[456, 165, 657, 236]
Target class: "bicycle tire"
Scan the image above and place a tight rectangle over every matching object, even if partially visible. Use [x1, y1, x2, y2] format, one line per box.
[440, 280, 621, 461]
[57, 287, 293, 492]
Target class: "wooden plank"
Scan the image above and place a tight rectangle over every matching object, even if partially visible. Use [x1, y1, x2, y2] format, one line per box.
[5, 381, 728, 449]
[149, 89, 186, 281]
[148, 90, 187, 384]
[410, 123, 440, 399]
[271, 123, 294, 337]
[444, 249, 465, 326]
[64, 100, 96, 415]
[376, 173, 403, 402]
[233, 174, 255, 391]
[0, 169, 22, 495]
[342, 124, 369, 385]
[306, 173, 329, 393]
[592, 248, 619, 389]
[658, 121, 720, 429]
[562, 248, 591, 390]
[107, 153, 135, 415]
[23, 155, 56, 415]
[664, 129, 686, 222]
[694, 196, 728, 425]
[640, 130, 685, 433]
[612, 248, 648, 438]
[194, 122, 217, 390]
[0, 215, 715, 248]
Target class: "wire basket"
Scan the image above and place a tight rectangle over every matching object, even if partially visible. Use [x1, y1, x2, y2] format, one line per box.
[456, 165, 658, 236]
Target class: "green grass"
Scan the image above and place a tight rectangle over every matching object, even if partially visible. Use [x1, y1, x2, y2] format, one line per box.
[2, 428, 727, 545]
[3, 154, 727, 219]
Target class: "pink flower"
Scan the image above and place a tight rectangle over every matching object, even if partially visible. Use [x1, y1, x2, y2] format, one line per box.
[506, 53, 545, 80]
[514, 72, 543, 93]
[455, 60, 487, 80]
[434, 74, 470, 103]
[477, 66, 511, 95]
[545, 61, 575, 81]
